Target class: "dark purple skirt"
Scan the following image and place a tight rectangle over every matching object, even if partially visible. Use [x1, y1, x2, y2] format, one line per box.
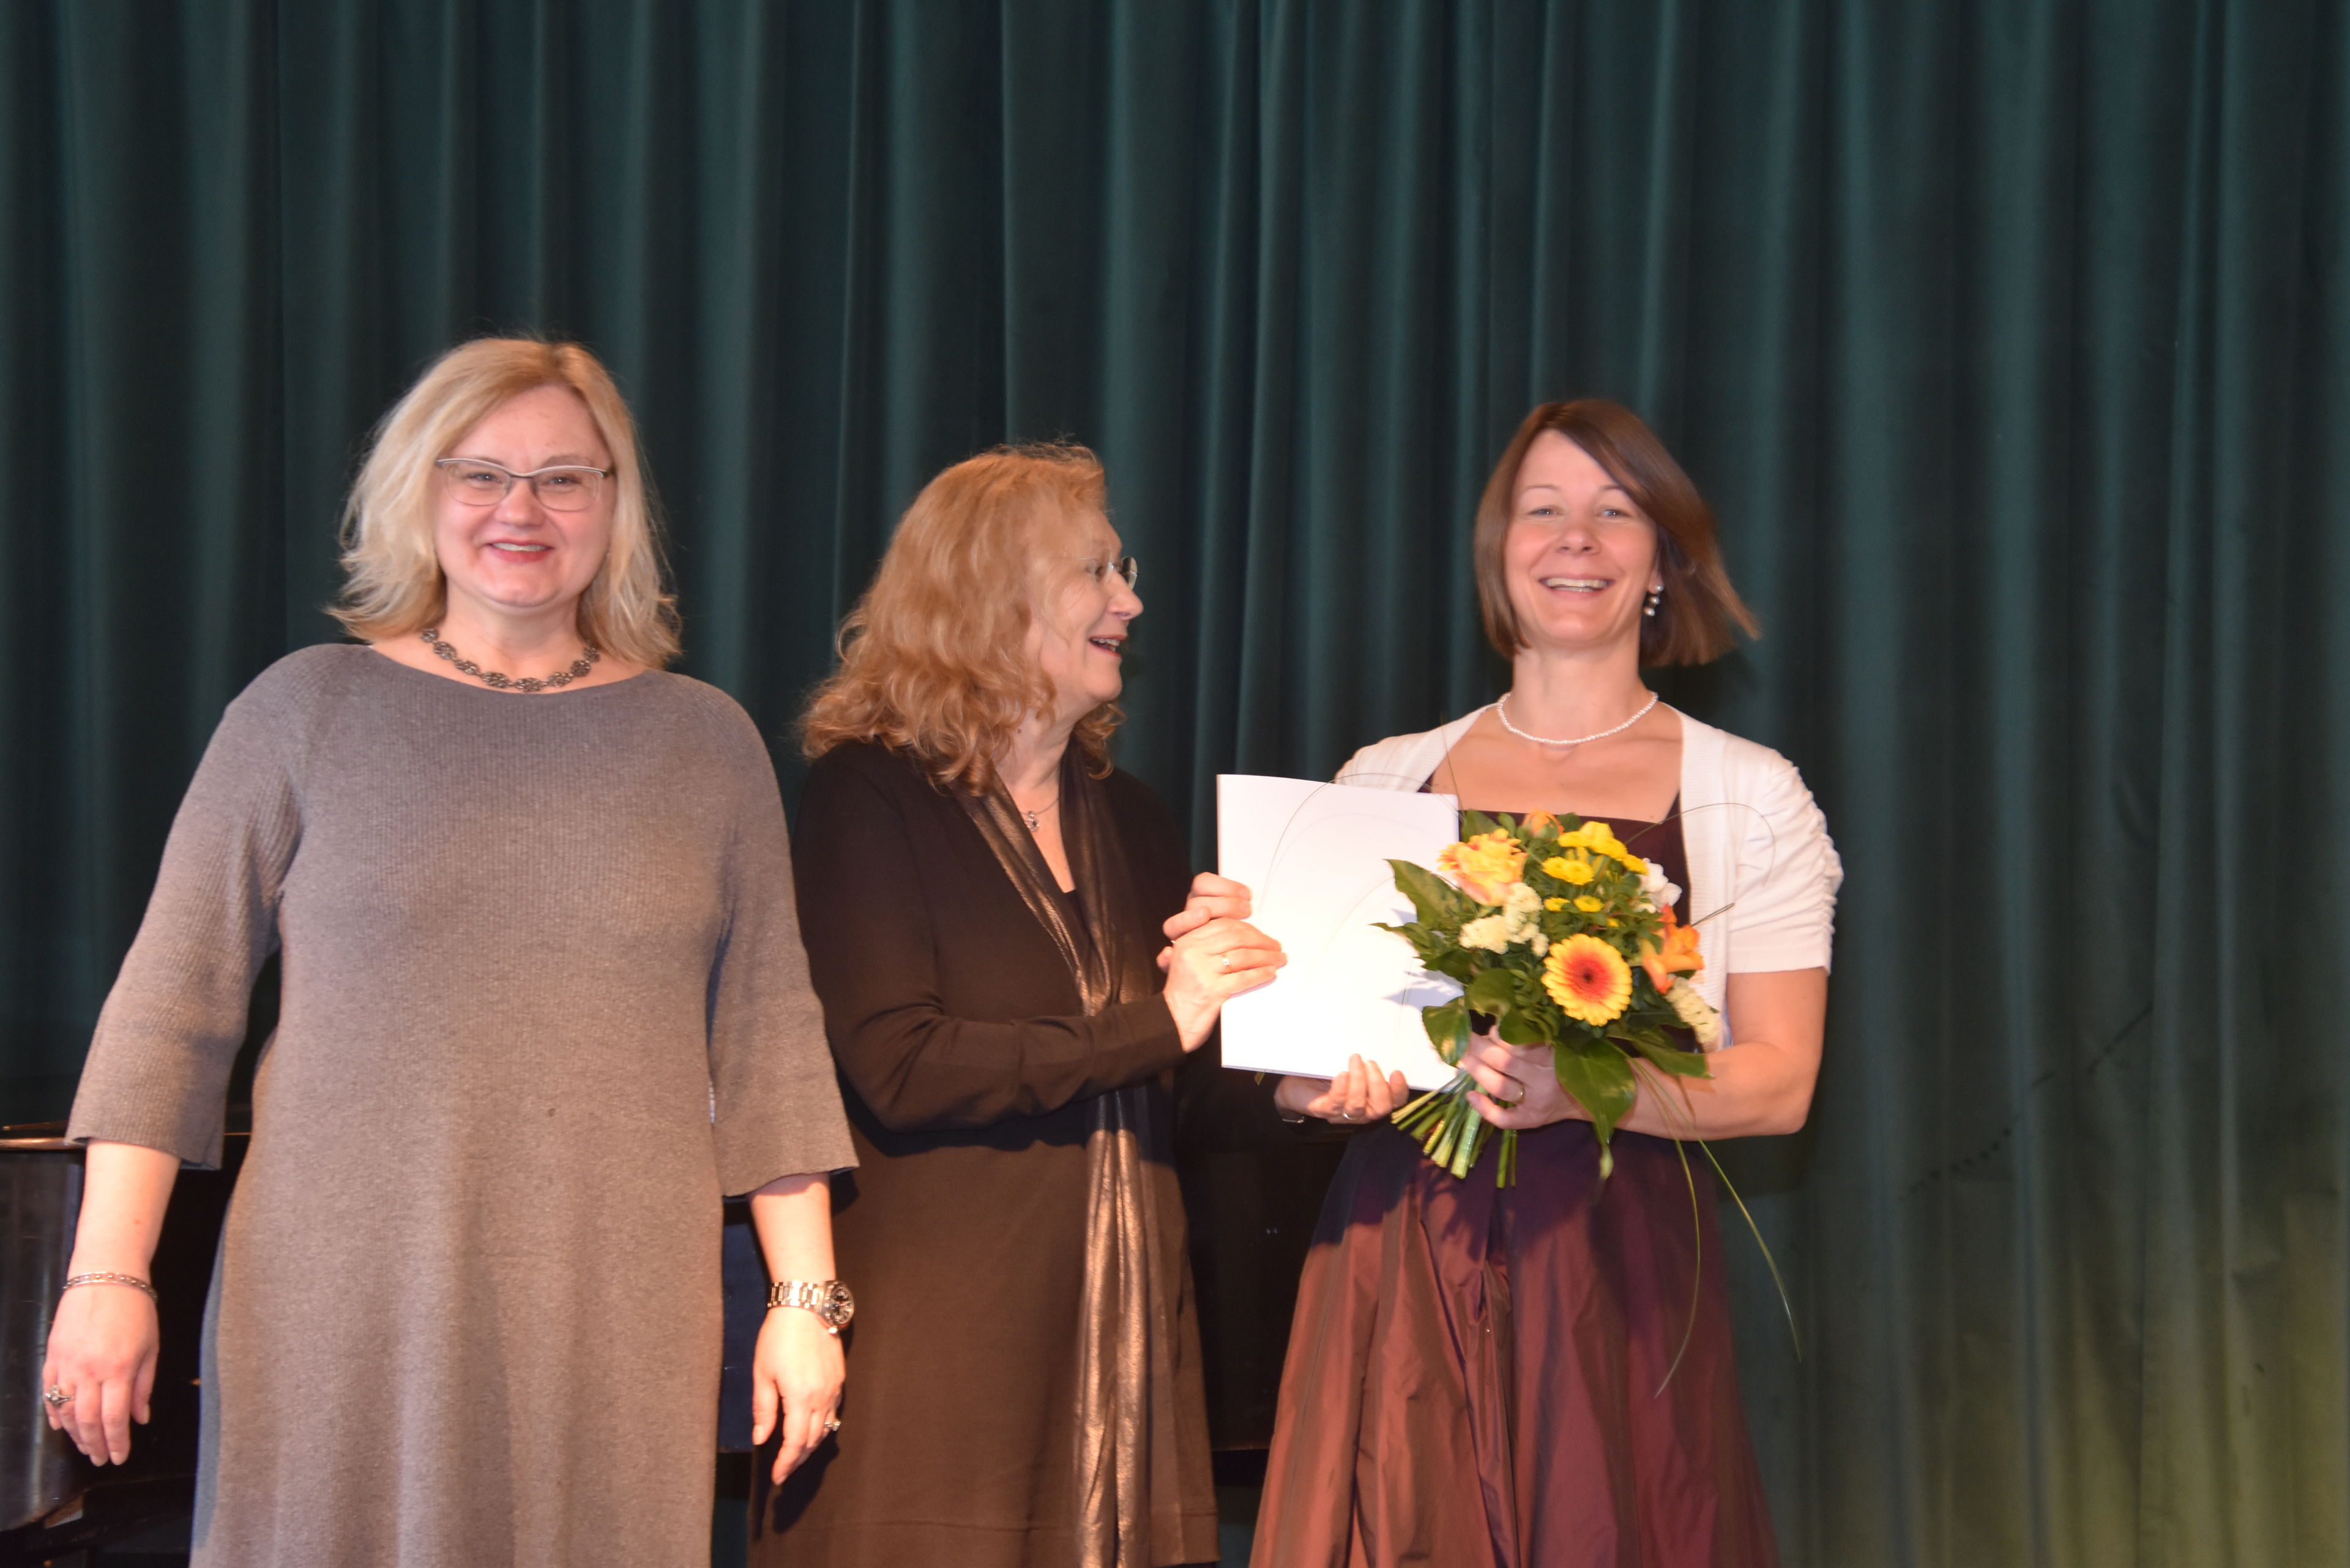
[1250, 1118, 1778, 1568]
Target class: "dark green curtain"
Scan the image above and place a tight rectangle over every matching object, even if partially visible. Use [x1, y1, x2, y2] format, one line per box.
[7, 2, 2348, 1561]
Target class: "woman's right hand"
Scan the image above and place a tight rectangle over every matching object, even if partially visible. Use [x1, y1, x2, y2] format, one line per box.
[1274, 1055, 1410, 1125]
[42, 1283, 160, 1466]
[1160, 916, 1285, 1051]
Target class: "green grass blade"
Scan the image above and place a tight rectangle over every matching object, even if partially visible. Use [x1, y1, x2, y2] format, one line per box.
[1697, 1138, 1803, 1361]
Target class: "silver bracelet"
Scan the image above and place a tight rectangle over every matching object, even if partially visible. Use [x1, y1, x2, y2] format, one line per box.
[62, 1272, 157, 1303]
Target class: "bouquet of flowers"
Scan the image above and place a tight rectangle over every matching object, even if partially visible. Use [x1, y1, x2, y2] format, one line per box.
[1379, 809, 1723, 1185]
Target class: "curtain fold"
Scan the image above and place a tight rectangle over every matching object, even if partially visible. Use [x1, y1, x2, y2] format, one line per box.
[6, 2, 2348, 1562]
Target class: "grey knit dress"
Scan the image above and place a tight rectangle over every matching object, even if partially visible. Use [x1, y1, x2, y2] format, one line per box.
[66, 644, 853, 1567]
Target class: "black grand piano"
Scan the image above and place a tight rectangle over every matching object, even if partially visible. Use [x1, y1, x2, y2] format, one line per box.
[0, 1125, 242, 1566]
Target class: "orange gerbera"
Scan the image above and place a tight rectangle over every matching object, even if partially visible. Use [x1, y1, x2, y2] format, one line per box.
[1637, 903, 1705, 993]
[1543, 935, 1633, 1026]
[1439, 830, 1526, 905]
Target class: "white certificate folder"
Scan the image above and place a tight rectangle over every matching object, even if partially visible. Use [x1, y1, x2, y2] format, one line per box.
[1215, 774, 1465, 1091]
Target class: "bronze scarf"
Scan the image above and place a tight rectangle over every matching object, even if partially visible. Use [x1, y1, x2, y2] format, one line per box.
[958, 753, 1184, 1568]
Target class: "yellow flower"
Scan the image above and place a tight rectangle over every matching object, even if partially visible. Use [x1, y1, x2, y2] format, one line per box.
[1543, 935, 1633, 1026]
[1562, 821, 1645, 870]
[1543, 854, 1595, 886]
[1574, 895, 1603, 913]
[1545, 897, 1567, 912]
[1438, 830, 1526, 906]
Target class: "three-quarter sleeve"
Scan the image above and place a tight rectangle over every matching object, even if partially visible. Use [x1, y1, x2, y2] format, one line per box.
[793, 751, 1188, 1134]
[1724, 753, 1843, 974]
[706, 712, 856, 1195]
[67, 683, 303, 1168]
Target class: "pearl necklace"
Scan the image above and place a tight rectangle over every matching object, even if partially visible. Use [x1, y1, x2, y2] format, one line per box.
[1493, 690, 1659, 747]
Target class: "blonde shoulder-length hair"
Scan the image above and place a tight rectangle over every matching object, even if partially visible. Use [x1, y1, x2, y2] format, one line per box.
[329, 337, 681, 668]
[802, 442, 1119, 790]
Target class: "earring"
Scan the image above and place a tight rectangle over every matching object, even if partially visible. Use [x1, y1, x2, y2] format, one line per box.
[1643, 586, 1661, 618]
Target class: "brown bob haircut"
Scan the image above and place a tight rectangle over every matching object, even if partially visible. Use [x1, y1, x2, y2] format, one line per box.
[1472, 400, 1758, 666]
[800, 442, 1120, 790]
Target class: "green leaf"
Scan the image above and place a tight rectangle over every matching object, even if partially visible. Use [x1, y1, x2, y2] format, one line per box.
[1496, 1009, 1548, 1046]
[1389, 859, 1472, 925]
[1426, 950, 1477, 983]
[1422, 998, 1470, 1066]
[1617, 1028, 1712, 1080]
[1375, 921, 1456, 968]
[1552, 1038, 1638, 1144]
[1460, 808, 1502, 839]
[1466, 967, 1518, 1017]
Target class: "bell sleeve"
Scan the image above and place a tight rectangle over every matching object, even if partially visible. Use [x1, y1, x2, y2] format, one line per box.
[705, 709, 856, 1195]
[67, 679, 304, 1168]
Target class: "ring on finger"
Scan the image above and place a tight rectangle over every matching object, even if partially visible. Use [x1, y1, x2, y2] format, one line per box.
[42, 1387, 69, 1410]
[823, 1414, 842, 1435]
[1219, 952, 1230, 971]
[1492, 1077, 1526, 1110]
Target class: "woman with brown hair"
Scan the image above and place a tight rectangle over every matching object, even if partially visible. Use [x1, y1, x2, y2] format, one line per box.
[756, 443, 1281, 1567]
[1251, 400, 1842, 1566]
[43, 338, 852, 1566]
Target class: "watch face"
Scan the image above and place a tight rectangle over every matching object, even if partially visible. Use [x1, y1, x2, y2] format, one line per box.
[822, 1282, 857, 1329]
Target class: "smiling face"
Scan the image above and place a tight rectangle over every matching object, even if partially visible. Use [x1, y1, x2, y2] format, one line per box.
[432, 384, 615, 629]
[1500, 430, 1662, 657]
[1024, 507, 1142, 726]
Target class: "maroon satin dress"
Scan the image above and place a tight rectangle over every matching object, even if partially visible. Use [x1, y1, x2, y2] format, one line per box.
[1250, 812, 1778, 1567]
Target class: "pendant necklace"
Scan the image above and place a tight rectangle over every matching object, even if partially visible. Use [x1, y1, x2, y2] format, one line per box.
[1493, 690, 1659, 748]
[421, 627, 602, 692]
[1021, 796, 1060, 833]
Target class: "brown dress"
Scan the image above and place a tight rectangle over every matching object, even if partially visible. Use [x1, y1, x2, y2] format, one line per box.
[753, 740, 1218, 1567]
[1251, 812, 1778, 1568]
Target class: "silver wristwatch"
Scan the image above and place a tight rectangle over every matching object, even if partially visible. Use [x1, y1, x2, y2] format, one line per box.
[768, 1278, 856, 1334]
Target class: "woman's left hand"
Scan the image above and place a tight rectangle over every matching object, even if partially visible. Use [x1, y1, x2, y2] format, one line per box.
[751, 1305, 846, 1485]
[1162, 872, 1253, 943]
[1461, 1031, 1583, 1130]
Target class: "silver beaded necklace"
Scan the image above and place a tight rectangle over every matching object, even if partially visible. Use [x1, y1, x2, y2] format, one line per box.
[1493, 690, 1660, 748]
[420, 628, 602, 693]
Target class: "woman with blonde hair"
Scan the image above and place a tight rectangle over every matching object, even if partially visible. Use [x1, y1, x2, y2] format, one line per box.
[755, 443, 1281, 1567]
[43, 337, 853, 1566]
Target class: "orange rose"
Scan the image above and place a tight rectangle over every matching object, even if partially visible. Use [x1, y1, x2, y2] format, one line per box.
[1438, 830, 1526, 906]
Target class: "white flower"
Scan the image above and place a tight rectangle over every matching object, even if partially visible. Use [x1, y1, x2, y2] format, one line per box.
[1640, 864, 1682, 915]
[1529, 933, 1550, 957]
[1666, 982, 1723, 1049]
[1502, 882, 1543, 922]
[1459, 914, 1515, 953]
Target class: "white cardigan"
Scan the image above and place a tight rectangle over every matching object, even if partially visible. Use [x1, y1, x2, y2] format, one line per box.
[1334, 706, 1843, 1019]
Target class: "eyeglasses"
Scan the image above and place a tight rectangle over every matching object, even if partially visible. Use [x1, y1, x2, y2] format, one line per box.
[1075, 556, 1140, 589]
[436, 457, 611, 513]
